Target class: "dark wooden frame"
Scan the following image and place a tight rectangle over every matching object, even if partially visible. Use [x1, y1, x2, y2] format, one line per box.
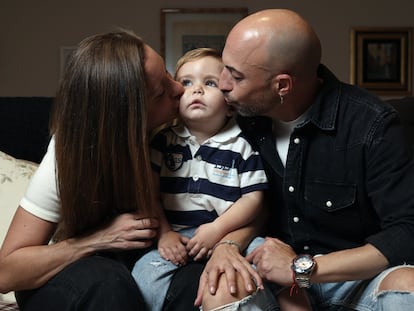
[160, 8, 248, 73]
[350, 27, 412, 96]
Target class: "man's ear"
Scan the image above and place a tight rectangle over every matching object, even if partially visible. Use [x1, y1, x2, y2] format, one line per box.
[272, 74, 293, 96]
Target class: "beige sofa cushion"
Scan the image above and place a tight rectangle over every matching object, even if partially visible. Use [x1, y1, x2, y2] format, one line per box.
[0, 151, 38, 302]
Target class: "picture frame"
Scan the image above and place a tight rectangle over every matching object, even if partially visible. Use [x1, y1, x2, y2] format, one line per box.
[350, 27, 412, 96]
[160, 8, 248, 74]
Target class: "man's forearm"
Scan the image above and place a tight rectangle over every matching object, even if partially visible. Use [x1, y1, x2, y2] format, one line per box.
[312, 243, 389, 284]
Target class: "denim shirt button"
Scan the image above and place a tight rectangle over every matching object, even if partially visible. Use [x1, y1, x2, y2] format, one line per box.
[293, 216, 300, 223]
[288, 186, 295, 192]
[326, 200, 333, 207]
[303, 245, 310, 251]
[293, 137, 300, 144]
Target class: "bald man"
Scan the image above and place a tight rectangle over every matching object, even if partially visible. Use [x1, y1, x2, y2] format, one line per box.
[166, 9, 414, 311]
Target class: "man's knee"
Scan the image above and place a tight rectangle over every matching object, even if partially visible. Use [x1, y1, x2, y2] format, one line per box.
[379, 266, 414, 292]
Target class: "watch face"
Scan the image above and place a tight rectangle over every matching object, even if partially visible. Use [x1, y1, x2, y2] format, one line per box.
[293, 255, 314, 273]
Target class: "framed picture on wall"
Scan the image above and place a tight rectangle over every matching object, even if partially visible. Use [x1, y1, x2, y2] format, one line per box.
[160, 8, 248, 74]
[350, 27, 412, 96]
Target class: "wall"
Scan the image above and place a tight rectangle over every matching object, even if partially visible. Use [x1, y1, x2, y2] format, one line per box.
[0, 0, 413, 97]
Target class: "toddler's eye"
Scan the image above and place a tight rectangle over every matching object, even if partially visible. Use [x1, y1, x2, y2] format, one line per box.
[181, 79, 192, 87]
[206, 80, 218, 87]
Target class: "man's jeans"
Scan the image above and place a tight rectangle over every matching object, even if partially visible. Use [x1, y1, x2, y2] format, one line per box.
[167, 244, 414, 311]
[204, 265, 414, 311]
[307, 265, 414, 311]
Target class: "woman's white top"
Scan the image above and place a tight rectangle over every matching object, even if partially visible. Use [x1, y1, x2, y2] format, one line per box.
[20, 137, 60, 222]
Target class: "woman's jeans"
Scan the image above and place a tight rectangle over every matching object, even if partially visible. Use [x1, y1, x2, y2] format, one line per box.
[15, 255, 147, 311]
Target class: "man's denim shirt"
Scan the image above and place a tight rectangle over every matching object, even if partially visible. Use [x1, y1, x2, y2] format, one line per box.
[238, 65, 414, 266]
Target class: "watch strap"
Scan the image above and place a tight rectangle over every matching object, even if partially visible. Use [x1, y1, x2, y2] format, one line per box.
[294, 273, 312, 288]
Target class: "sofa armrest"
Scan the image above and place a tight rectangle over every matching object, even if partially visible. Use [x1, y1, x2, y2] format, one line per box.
[0, 151, 39, 304]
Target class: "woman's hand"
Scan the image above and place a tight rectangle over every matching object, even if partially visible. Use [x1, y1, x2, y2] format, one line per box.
[194, 243, 262, 307]
[87, 213, 159, 252]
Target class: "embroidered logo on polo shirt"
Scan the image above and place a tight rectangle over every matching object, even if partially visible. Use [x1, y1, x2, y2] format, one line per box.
[165, 153, 183, 171]
[213, 159, 235, 178]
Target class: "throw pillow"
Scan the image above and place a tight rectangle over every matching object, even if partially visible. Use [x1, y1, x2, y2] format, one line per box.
[0, 151, 38, 302]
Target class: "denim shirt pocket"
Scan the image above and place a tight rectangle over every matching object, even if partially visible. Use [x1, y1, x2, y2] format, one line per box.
[304, 181, 356, 212]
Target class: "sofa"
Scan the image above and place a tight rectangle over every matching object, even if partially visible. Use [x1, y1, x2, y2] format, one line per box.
[0, 97, 52, 307]
[0, 151, 38, 306]
[0, 96, 413, 308]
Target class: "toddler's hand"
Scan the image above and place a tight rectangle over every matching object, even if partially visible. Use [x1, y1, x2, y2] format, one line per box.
[158, 230, 188, 266]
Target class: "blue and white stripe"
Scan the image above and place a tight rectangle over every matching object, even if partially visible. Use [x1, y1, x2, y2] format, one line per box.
[151, 118, 268, 229]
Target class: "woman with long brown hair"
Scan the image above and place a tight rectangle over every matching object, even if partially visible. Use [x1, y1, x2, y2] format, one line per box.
[0, 30, 183, 310]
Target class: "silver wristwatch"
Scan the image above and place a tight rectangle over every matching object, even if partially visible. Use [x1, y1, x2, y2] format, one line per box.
[291, 254, 316, 288]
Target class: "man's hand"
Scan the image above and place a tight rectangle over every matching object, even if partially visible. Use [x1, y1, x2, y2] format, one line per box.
[246, 237, 296, 286]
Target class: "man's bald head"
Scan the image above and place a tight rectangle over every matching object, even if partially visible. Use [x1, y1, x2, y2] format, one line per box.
[225, 9, 322, 78]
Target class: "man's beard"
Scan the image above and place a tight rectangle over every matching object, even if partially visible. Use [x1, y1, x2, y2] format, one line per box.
[225, 93, 275, 117]
[229, 100, 273, 117]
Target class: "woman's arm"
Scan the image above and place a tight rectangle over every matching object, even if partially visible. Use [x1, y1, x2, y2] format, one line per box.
[187, 191, 263, 259]
[0, 207, 158, 293]
[194, 209, 266, 307]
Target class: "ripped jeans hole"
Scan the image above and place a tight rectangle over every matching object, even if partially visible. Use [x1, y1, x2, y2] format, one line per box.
[149, 260, 166, 267]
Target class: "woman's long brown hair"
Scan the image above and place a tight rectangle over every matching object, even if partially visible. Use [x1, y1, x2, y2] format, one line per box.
[51, 30, 154, 239]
